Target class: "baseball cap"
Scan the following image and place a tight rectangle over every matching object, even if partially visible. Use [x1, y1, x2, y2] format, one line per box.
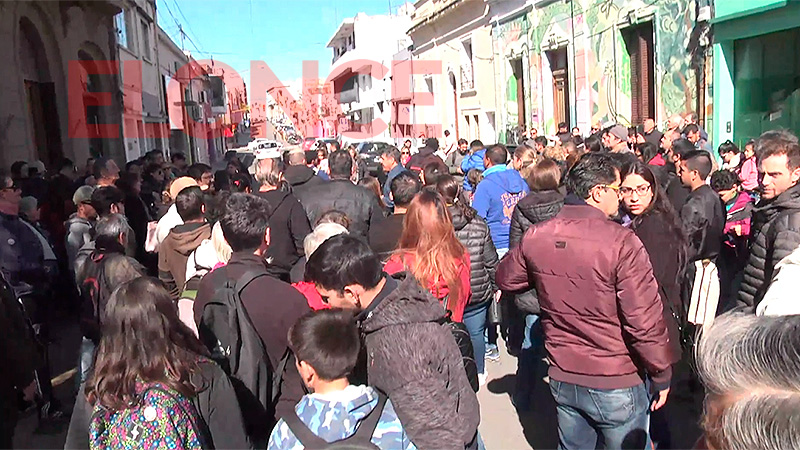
[169, 176, 199, 199]
[72, 185, 96, 205]
[608, 125, 629, 141]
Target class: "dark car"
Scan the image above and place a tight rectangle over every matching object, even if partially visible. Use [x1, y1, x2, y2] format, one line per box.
[356, 141, 393, 175]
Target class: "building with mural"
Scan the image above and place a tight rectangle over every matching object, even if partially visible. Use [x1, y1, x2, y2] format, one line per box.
[712, 0, 800, 147]
[492, 0, 711, 142]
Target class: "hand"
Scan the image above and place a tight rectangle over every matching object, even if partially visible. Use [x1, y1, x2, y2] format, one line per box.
[22, 381, 37, 402]
[651, 387, 669, 411]
[733, 224, 743, 236]
[494, 290, 502, 302]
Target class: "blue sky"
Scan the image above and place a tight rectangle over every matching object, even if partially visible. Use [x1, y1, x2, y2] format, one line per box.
[157, 0, 397, 85]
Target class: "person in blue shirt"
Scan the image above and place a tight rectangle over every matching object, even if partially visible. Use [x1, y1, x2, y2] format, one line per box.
[472, 144, 529, 253]
[380, 146, 406, 209]
[460, 140, 486, 191]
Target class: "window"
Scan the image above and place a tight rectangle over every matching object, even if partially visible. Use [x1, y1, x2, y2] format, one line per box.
[114, 11, 128, 48]
[623, 22, 655, 125]
[140, 19, 151, 60]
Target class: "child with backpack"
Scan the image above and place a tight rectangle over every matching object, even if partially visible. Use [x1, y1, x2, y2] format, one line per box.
[268, 309, 416, 450]
[66, 277, 249, 450]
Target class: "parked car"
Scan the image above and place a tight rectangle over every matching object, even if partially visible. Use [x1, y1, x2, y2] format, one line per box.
[356, 141, 393, 175]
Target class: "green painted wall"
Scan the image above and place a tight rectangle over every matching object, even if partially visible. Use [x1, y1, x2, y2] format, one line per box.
[715, 0, 787, 22]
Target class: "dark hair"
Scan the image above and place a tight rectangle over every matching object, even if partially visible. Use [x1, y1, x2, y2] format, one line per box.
[288, 309, 360, 381]
[534, 136, 548, 148]
[469, 140, 484, 152]
[175, 186, 204, 221]
[710, 169, 740, 192]
[93, 157, 112, 180]
[10, 161, 27, 177]
[213, 170, 230, 192]
[315, 210, 350, 229]
[486, 145, 508, 165]
[436, 174, 475, 221]
[115, 172, 140, 196]
[756, 129, 800, 170]
[171, 152, 186, 162]
[425, 138, 439, 149]
[125, 160, 143, 172]
[526, 158, 561, 191]
[357, 176, 385, 209]
[230, 173, 251, 193]
[635, 142, 659, 164]
[584, 134, 602, 152]
[187, 163, 212, 181]
[380, 146, 401, 164]
[145, 149, 163, 161]
[90, 186, 124, 216]
[390, 171, 421, 208]
[143, 163, 163, 179]
[328, 150, 353, 179]
[718, 140, 740, 157]
[671, 138, 695, 161]
[558, 122, 567, 129]
[422, 162, 444, 186]
[683, 123, 700, 135]
[220, 193, 272, 252]
[206, 190, 230, 225]
[327, 140, 341, 152]
[565, 153, 619, 199]
[621, 161, 687, 273]
[56, 157, 74, 172]
[86, 277, 209, 410]
[683, 150, 714, 179]
[466, 168, 483, 190]
[458, 139, 468, 146]
[305, 234, 383, 293]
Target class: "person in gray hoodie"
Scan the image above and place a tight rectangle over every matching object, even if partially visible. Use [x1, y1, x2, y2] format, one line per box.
[65, 185, 97, 277]
[305, 235, 481, 450]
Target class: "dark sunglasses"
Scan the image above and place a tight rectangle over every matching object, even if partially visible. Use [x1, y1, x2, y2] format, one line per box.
[2, 183, 20, 191]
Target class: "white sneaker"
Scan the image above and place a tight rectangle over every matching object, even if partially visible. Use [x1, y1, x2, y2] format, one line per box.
[478, 372, 488, 386]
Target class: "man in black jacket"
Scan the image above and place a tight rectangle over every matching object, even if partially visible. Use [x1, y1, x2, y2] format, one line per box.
[678, 150, 725, 262]
[369, 172, 420, 260]
[738, 130, 800, 308]
[284, 146, 326, 197]
[295, 150, 383, 238]
[406, 138, 447, 178]
[194, 193, 310, 445]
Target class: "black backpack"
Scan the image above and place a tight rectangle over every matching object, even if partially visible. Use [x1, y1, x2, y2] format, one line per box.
[282, 391, 387, 450]
[197, 269, 291, 439]
[436, 310, 479, 392]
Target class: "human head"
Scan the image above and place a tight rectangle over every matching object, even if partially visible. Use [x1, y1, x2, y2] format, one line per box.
[668, 113, 685, 131]
[18, 196, 40, 223]
[619, 161, 658, 216]
[210, 222, 232, 265]
[93, 157, 120, 185]
[10, 161, 28, 180]
[634, 142, 659, 164]
[380, 146, 401, 173]
[115, 172, 142, 197]
[230, 173, 252, 193]
[220, 193, 272, 254]
[469, 139, 484, 154]
[644, 118, 656, 134]
[458, 139, 469, 154]
[125, 160, 143, 176]
[305, 234, 384, 309]
[710, 170, 741, 204]
[670, 138, 695, 170]
[685, 111, 699, 124]
[357, 177, 385, 209]
[718, 141, 741, 164]
[571, 127, 581, 137]
[524, 158, 561, 192]
[756, 130, 800, 200]
[661, 129, 680, 154]
[444, 130, 451, 137]
[146, 149, 165, 167]
[326, 140, 341, 154]
[169, 176, 199, 201]
[606, 125, 629, 152]
[558, 122, 568, 133]
[534, 136, 548, 152]
[303, 223, 349, 263]
[287, 147, 305, 166]
[144, 163, 165, 184]
[86, 277, 208, 410]
[94, 213, 130, 252]
[226, 161, 240, 177]
[425, 137, 439, 150]
[421, 162, 444, 186]
[73, 185, 98, 220]
[402, 139, 412, 149]
[171, 152, 187, 170]
[565, 153, 621, 218]
[484, 144, 508, 169]
[0, 170, 22, 214]
[684, 123, 701, 144]
[317, 147, 328, 163]
[679, 150, 713, 190]
[175, 186, 205, 222]
[187, 163, 213, 191]
[696, 312, 800, 450]
[466, 168, 483, 191]
[512, 144, 537, 172]
[90, 186, 125, 217]
[255, 158, 282, 189]
[390, 171, 422, 210]
[743, 139, 756, 159]
[584, 134, 602, 153]
[315, 210, 351, 229]
[289, 309, 360, 391]
[328, 150, 353, 180]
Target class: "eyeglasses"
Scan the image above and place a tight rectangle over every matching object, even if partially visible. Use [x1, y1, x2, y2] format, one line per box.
[599, 184, 621, 194]
[1, 183, 20, 192]
[401, 151, 410, 155]
[619, 184, 652, 197]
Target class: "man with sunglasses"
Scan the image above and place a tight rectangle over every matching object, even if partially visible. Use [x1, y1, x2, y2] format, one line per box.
[497, 153, 672, 450]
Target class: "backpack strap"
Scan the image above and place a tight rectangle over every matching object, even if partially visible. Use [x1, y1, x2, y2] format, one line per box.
[271, 348, 292, 404]
[346, 390, 387, 442]
[283, 391, 388, 447]
[232, 269, 268, 294]
[282, 409, 330, 448]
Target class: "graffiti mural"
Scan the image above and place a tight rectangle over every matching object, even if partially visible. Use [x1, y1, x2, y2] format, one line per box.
[492, 0, 703, 137]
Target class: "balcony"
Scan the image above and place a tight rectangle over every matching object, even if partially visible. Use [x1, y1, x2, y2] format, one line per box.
[460, 64, 475, 92]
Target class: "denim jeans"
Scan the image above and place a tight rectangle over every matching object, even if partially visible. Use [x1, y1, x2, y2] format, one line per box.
[76, 337, 96, 387]
[514, 314, 543, 410]
[550, 380, 652, 450]
[463, 302, 488, 374]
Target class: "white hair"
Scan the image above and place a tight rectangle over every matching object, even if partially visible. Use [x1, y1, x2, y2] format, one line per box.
[696, 311, 800, 450]
[303, 223, 348, 258]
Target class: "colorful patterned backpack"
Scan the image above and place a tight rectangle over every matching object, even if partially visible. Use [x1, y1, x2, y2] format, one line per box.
[89, 383, 205, 450]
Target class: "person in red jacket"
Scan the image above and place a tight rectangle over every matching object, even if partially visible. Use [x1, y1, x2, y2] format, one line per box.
[383, 189, 471, 322]
[497, 152, 672, 450]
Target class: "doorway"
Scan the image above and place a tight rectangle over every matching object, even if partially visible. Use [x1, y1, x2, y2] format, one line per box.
[547, 47, 570, 128]
[511, 58, 526, 130]
[623, 21, 656, 125]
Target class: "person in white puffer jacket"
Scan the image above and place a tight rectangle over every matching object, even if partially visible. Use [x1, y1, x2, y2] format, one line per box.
[179, 222, 231, 334]
[757, 245, 800, 316]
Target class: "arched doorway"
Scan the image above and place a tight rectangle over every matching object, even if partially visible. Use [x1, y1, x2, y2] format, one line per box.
[18, 18, 63, 166]
[449, 71, 459, 138]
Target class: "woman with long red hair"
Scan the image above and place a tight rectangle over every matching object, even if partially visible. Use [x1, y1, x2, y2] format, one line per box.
[384, 189, 472, 321]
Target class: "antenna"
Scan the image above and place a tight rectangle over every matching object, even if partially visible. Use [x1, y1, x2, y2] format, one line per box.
[389, 0, 393, 15]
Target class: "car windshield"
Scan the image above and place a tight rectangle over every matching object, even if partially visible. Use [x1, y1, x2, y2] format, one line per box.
[359, 143, 375, 153]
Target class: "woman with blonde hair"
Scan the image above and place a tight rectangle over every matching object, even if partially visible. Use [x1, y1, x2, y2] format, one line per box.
[383, 189, 472, 321]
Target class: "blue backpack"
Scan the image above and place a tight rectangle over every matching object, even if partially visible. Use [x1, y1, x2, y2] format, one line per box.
[89, 384, 205, 450]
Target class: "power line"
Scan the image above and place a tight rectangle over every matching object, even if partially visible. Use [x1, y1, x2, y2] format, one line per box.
[172, 0, 205, 53]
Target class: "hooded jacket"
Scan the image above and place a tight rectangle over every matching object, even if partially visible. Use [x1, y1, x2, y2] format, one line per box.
[256, 190, 311, 281]
[65, 214, 94, 275]
[496, 201, 673, 391]
[360, 273, 480, 450]
[739, 182, 800, 307]
[449, 206, 498, 306]
[460, 150, 486, 191]
[507, 189, 565, 314]
[268, 384, 415, 450]
[472, 165, 529, 250]
[284, 164, 326, 198]
[158, 221, 211, 299]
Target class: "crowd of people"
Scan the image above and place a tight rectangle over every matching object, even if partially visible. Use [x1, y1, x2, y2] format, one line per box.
[1, 113, 800, 450]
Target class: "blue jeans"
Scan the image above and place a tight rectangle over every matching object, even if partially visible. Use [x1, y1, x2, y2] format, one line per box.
[514, 314, 543, 410]
[76, 337, 95, 387]
[463, 302, 488, 374]
[550, 380, 652, 450]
